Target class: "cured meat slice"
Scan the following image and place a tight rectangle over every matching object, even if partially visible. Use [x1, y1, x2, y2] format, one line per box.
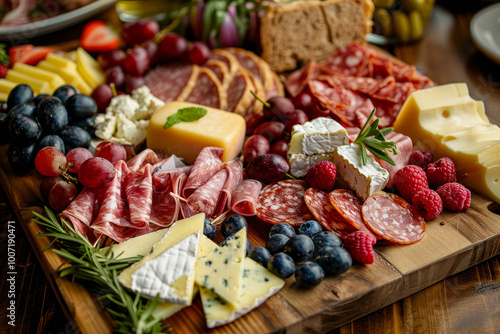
[124, 164, 153, 229]
[151, 155, 186, 175]
[225, 47, 266, 85]
[319, 43, 372, 77]
[329, 189, 377, 238]
[185, 67, 227, 110]
[210, 49, 240, 77]
[213, 160, 244, 217]
[144, 63, 199, 103]
[362, 192, 425, 244]
[266, 71, 285, 99]
[256, 180, 313, 226]
[186, 169, 228, 218]
[226, 69, 254, 115]
[231, 179, 262, 216]
[304, 188, 357, 239]
[246, 70, 265, 114]
[127, 148, 159, 172]
[285, 61, 318, 97]
[60, 187, 96, 242]
[93, 223, 137, 243]
[203, 59, 231, 89]
[373, 132, 413, 188]
[183, 147, 223, 198]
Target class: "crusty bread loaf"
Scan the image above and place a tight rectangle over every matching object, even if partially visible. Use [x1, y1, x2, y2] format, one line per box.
[260, 0, 374, 72]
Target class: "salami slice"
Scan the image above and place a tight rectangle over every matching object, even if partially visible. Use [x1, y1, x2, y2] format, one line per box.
[186, 169, 228, 218]
[256, 180, 313, 226]
[226, 69, 254, 115]
[185, 67, 227, 110]
[183, 147, 223, 198]
[144, 63, 199, 103]
[123, 164, 153, 229]
[210, 49, 240, 77]
[231, 179, 262, 216]
[304, 188, 357, 239]
[285, 61, 318, 97]
[329, 189, 377, 238]
[60, 187, 97, 242]
[362, 192, 425, 244]
[203, 59, 231, 89]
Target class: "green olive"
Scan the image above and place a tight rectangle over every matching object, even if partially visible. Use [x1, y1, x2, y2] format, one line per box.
[409, 10, 424, 40]
[392, 11, 411, 43]
[373, 8, 393, 37]
[400, 0, 426, 13]
[372, 0, 396, 9]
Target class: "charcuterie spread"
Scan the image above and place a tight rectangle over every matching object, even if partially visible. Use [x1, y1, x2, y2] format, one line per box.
[0, 4, 499, 334]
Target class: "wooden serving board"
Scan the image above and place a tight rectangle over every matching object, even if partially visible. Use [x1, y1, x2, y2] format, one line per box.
[1, 143, 500, 333]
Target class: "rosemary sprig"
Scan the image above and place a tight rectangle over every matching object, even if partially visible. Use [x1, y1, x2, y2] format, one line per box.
[353, 109, 400, 166]
[32, 207, 169, 334]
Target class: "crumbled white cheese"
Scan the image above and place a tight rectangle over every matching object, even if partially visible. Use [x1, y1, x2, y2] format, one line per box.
[115, 116, 148, 145]
[94, 114, 117, 140]
[132, 86, 165, 120]
[106, 94, 140, 120]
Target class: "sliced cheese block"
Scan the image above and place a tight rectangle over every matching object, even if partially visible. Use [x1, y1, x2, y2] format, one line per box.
[461, 165, 500, 203]
[152, 285, 199, 321]
[119, 213, 205, 305]
[147, 101, 245, 164]
[334, 144, 389, 201]
[76, 47, 105, 89]
[6, 70, 51, 94]
[288, 152, 335, 178]
[0, 92, 7, 102]
[13, 63, 65, 91]
[195, 227, 247, 307]
[37, 60, 92, 95]
[102, 228, 169, 259]
[0, 79, 17, 95]
[200, 257, 284, 328]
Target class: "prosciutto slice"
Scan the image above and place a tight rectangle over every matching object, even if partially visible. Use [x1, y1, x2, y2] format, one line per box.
[124, 164, 153, 229]
[230, 179, 262, 216]
[186, 169, 228, 218]
[60, 187, 97, 242]
[213, 160, 243, 217]
[127, 149, 159, 172]
[183, 147, 223, 198]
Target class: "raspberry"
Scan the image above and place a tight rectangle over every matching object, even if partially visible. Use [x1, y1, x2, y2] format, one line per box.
[343, 231, 377, 264]
[427, 157, 456, 189]
[394, 165, 429, 203]
[412, 189, 443, 220]
[305, 161, 336, 191]
[409, 150, 433, 170]
[0, 64, 7, 79]
[437, 182, 471, 211]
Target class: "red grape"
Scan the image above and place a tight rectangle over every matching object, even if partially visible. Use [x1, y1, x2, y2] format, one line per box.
[121, 19, 159, 45]
[293, 91, 315, 111]
[253, 121, 285, 143]
[307, 102, 330, 120]
[40, 176, 64, 202]
[91, 84, 113, 113]
[49, 181, 77, 212]
[78, 157, 115, 189]
[125, 76, 145, 94]
[95, 141, 127, 163]
[35, 147, 67, 176]
[263, 96, 295, 121]
[158, 33, 188, 60]
[245, 113, 266, 135]
[188, 42, 210, 65]
[143, 40, 159, 65]
[284, 109, 309, 133]
[98, 49, 127, 70]
[122, 47, 150, 76]
[243, 135, 270, 164]
[66, 148, 94, 173]
[105, 65, 125, 89]
[271, 139, 288, 158]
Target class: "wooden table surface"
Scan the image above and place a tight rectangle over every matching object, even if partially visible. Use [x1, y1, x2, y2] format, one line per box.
[1, 2, 500, 333]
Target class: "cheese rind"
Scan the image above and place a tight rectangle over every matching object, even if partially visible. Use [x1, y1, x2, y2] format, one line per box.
[147, 101, 246, 164]
[288, 152, 335, 178]
[334, 144, 389, 201]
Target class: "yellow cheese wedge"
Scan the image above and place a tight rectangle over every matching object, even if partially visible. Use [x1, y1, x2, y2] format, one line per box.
[37, 60, 92, 95]
[6, 70, 51, 95]
[0, 92, 8, 102]
[13, 63, 65, 92]
[147, 101, 246, 164]
[0, 79, 17, 95]
[76, 47, 105, 89]
[461, 165, 500, 203]
[45, 53, 77, 69]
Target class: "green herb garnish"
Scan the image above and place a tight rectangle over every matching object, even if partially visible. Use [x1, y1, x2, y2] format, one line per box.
[163, 106, 207, 129]
[33, 207, 169, 334]
[0, 44, 10, 66]
[353, 109, 399, 166]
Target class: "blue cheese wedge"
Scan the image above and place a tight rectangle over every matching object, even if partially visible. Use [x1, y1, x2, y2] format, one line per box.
[287, 117, 348, 177]
[200, 257, 285, 328]
[334, 144, 389, 201]
[195, 228, 247, 307]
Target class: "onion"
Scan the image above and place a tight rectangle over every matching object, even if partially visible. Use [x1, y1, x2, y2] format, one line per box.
[220, 11, 239, 47]
[192, 1, 205, 41]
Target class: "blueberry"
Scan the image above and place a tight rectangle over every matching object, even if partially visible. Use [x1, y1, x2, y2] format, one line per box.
[298, 220, 323, 237]
[267, 252, 295, 279]
[220, 233, 251, 254]
[284, 234, 314, 262]
[295, 261, 325, 288]
[314, 246, 352, 276]
[203, 217, 216, 239]
[266, 234, 289, 254]
[221, 215, 247, 238]
[248, 246, 271, 266]
[269, 223, 296, 238]
[311, 231, 342, 252]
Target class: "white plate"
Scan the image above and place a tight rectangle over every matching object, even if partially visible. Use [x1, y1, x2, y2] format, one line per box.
[470, 2, 500, 65]
[0, 0, 117, 42]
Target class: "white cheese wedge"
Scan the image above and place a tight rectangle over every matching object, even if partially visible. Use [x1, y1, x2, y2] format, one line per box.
[119, 213, 205, 305]
[195, 228, 247, 307]
[288, 152, 335, 178]
[334, 144, 389, 201]
[200, 258, 284, 328]
[288, 117, 348, 156]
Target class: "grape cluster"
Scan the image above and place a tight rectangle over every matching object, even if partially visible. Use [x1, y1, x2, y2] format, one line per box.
[2, 84, 97, 173]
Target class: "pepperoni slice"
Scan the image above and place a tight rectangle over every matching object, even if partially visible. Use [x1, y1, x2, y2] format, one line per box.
[362, 192, 425, 244]
[256, 180, 313, 226]
[329, 189, 378, 239]
[304, 188, 357, 239]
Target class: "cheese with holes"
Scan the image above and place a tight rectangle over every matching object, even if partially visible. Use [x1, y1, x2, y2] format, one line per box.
[147, 101, 245, 164]
[334, 144, 389, 201]
[195, 227, 247, 307]
[119, 213, 205, 304]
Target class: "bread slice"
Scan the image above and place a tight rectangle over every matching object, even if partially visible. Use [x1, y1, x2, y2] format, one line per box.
[260, 0, 374, 72]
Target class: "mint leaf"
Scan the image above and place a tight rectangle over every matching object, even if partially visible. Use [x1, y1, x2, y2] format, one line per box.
[163, 107, 208, 129]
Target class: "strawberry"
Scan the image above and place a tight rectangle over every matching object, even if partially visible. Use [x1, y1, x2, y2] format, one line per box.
[80, 20, 120, 53]
[9, 44, 54, 66]
[343, 231, 377, 264]
[0, 64, 8, 78]
[305, 161, 336, 191]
